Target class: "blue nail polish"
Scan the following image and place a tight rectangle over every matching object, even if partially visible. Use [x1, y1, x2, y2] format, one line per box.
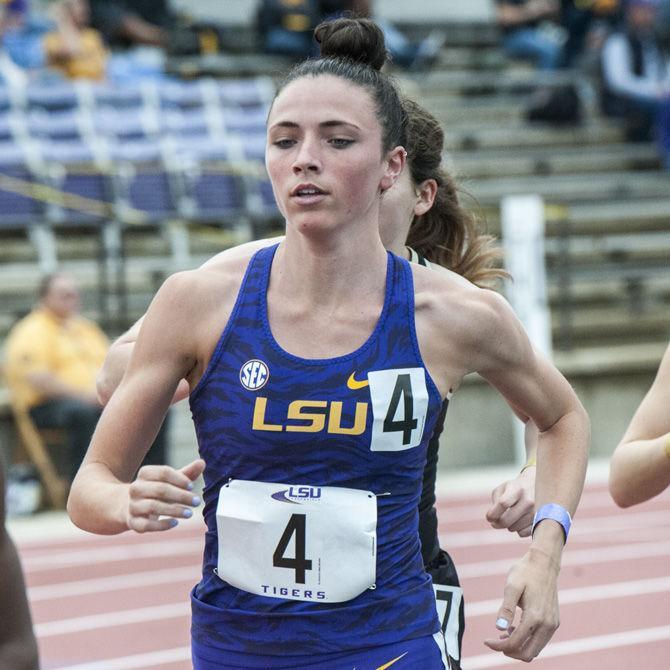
[182, 508, 193, 519]
[192, 496, 201, 507]
[186, 482, 194, 491]
[496, 618, 509, 631]
[169, 519, 179, 528]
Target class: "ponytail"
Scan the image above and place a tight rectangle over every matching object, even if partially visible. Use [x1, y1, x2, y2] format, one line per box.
[402, 98, 507, 287]
[405, 171, 507, 288]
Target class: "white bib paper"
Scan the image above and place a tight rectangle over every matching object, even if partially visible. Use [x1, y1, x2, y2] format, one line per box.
[216, 479, 377, 603]
[368, 367, 429, 451]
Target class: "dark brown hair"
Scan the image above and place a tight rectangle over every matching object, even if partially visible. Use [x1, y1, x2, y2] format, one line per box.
[275, 17, 407, 153]
[402, 99, 506, 288]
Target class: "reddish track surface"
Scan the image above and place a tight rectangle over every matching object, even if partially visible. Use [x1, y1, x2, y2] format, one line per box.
[15, 480, 670, 669]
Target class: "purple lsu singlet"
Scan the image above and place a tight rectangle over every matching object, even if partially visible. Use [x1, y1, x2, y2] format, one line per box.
[189, 243, 444, 658]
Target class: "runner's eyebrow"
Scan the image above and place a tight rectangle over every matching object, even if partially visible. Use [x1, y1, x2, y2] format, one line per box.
[269, 120, 361, 131]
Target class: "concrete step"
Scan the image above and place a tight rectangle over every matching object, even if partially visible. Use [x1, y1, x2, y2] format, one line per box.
[436, 46, 506, 71]
[563, 199, 670, 234]
[550, 305, 670, 348]
[450, 143, 660, 179]
[553, 341, 668, 377]
[547, 272, 670, 304]
[467, 170, 669, 204]
[443, 120, 625, 151]
[422, 97, 524, 124]
[418, 67, 581, 97]
[479, 198, 670, 238]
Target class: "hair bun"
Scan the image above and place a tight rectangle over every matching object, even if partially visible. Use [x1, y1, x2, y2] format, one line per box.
[315, 17, 388, 71]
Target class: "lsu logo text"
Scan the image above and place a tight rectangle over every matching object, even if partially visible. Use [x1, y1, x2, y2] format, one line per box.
[240, 360, 269, 390]
[271, 486, 322, 504]
[253, 398, 368, 435]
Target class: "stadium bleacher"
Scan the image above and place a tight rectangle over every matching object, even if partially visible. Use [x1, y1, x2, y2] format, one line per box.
[0, 75, 278, 270]
[1, 8, 669, 471]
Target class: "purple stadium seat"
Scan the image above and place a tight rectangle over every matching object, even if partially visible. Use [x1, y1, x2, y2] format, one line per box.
[0, 112, 15, 142]
[239, 133, 278, 220]
[23, 81, 79, 112]
[171, 137, 245, 223]
[217, 78, 275, 109]
[39, 140, 113, 225]
[160, 109, 210, 138]
[92, 82, 145, 110]
[0, 87, 11, 113]
[26, 81, 79, 111]
[158, 79, 206, 110]
[221, 107, 268, 136]
[26, 109, 83, 141]
[93, 108, 154, 142]
[0, 141, 44, 228]
[109, 140, 178, 223]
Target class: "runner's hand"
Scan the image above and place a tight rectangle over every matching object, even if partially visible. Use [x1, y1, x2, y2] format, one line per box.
[484, 546, 560, 661]
[126, 459, 206, 533]
[486, 466, 535, 537]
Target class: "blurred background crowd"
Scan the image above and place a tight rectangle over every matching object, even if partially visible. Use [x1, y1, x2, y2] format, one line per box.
[0, 0, 669, 514]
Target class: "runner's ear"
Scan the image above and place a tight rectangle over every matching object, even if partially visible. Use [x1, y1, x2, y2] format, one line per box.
[380, 146, 406, 193]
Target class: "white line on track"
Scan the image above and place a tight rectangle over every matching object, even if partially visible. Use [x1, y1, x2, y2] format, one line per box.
[51, 646, 191, 670]
[22, 538, 202, 573]
[28, 537, 670, 603]
[28, 566, 199, 602]
[44, 623, 670, 669]
[467, 575, 670, 617]
[457, 539, 670, 578]
[33, 574, 670, 638]
[22, 508, 669, 575]
[435, 490, 624, 523]
[35, 602, 189, 637]
[465, 624, 670, 668]
[439, 509, 670, 548]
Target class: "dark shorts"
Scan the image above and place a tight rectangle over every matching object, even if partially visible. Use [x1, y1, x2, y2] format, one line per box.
[427, 549, 465, 670]
[192, 633, 448, 669]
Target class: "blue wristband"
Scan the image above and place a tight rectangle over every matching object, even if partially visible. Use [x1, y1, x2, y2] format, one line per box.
[532, 503, 572, 543]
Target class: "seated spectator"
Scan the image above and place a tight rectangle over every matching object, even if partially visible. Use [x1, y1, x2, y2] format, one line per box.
[256, 0, 444, 70]
[600, 0, 670, 165]
[88, 0, 176, 49]
[495, 0, 564, 70]
[256, 0, 318, 57]
[559, 0, 621, 68]
[0, 0, 53, 70]
[4, 272, 168, 486]
[659, 0, 670, 46]
[43, 0, 107, 80]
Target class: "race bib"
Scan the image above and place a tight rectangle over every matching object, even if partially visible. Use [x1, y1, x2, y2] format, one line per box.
[368, 367, 429, 451]
[216, 479, 377, 603]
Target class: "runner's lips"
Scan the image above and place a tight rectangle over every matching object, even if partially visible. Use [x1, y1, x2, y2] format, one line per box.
[291, 184, 328, 197]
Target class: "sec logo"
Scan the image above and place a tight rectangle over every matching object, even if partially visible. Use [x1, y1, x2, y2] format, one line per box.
[240, 359, 269, 391]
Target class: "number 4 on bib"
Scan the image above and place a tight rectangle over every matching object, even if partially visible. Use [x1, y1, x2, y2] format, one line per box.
[368, 368, 429, 451]
[273, 513, 312, 584]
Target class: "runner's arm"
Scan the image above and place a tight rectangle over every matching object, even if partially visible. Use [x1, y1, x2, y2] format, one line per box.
[609, 342, 670, 507]
[462, 290, 589, 662]
[486, 415, 538, 537]
[96, 237, 282, 405]
[68, 272, 208, 535]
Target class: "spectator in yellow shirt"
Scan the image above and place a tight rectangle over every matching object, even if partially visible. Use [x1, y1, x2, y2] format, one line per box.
[43, 0, 107, 80]
[5, 272, 166, 484]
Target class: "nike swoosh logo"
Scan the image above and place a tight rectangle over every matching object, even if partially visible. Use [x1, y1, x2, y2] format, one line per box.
[347, 372, 369, 390]
[375, 652, 408, 670]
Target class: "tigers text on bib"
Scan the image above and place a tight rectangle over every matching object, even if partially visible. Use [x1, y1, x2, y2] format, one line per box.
[216, 479, 377, 603]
